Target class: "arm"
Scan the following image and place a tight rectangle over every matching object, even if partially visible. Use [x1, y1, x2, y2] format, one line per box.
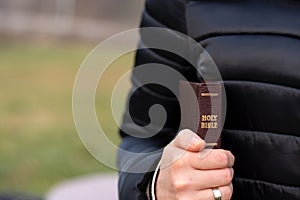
[118, 1, 190, 199]
[118, 1, 235, 199]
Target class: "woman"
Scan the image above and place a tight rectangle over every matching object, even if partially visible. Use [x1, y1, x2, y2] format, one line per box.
[118, 0, 300, 199]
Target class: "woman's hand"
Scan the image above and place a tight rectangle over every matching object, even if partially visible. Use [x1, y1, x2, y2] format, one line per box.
[156, 129, 235, 200]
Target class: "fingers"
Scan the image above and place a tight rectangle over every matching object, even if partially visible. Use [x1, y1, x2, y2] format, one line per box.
[189, 149, 235, 169]
[171, 184, 233, 200]
[171, 129, 205, 152]
[158, 129, 235, 200]
[198, 184, 233, 200]
[189, 168, 234, 189]
[169, 167, 234, 191]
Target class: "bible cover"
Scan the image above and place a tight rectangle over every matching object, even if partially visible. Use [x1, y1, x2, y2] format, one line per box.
[179, 81, 222, 148]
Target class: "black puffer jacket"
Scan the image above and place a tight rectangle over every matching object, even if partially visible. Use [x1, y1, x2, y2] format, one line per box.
[118, 0, 300, 199]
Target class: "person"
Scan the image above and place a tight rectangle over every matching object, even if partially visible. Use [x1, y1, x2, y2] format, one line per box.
[118, 0, 300, 199]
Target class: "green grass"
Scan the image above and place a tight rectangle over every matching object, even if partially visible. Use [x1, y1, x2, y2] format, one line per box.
[0, 42, 133, 195]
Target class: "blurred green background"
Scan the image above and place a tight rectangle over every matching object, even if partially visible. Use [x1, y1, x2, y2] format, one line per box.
[0, 0, 143, 196]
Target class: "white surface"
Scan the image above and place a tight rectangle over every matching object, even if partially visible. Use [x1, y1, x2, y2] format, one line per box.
[46, 173, 118, 200]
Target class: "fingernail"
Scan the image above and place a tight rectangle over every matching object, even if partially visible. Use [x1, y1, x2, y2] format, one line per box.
[191, 137, 203, 147]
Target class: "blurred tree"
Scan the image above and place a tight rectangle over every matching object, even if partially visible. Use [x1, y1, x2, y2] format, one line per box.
[0, 0, 143, 20]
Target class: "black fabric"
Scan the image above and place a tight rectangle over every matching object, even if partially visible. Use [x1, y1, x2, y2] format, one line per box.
[186, 0, 300, 40]
[118, 0, 300, 199]
[200, 35, 300, 88]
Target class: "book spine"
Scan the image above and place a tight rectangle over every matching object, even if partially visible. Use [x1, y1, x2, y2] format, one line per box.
[197, 82, 222, 148]
[179, 81, 222, 148]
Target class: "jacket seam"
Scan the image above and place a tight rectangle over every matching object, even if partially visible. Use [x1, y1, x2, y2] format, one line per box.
[195, 32, 300, 44]
[223, 129, 300, 140]
[223, 79, 300, 93]
[234, 176, 300, 189]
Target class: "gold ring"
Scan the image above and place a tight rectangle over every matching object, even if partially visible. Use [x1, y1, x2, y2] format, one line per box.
[212, 187, 222, 200]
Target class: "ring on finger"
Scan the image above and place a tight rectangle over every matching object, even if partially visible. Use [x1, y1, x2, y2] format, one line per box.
[212, 187, 222, 200]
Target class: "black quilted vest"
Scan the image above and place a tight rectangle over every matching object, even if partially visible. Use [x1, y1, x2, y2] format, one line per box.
[118, 0, 300, 199]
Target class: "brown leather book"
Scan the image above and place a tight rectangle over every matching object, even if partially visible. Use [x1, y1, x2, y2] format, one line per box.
[179, 81, 222, 148]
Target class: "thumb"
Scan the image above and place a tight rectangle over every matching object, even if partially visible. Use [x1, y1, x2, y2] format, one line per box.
[171, 129, 205, 152]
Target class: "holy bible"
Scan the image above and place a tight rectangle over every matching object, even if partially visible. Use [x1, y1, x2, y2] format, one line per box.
[179, 81, 223, 148]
